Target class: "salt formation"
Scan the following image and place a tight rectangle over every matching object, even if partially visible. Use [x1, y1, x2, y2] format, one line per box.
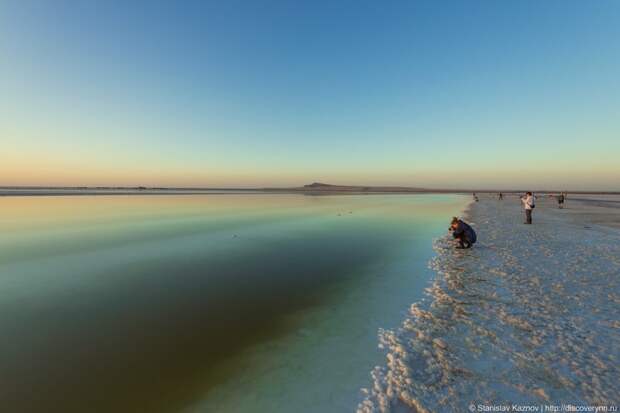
[359, 199, 620, 412]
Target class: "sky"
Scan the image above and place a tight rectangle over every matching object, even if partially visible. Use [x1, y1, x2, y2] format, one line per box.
[1, 0, 619, 190]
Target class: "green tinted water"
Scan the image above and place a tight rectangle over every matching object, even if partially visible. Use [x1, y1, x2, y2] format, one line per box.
[0, 194, 465, 412]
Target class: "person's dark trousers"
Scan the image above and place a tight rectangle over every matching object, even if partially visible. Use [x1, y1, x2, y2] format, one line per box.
[525, 209, 532, 224]
[457, 235, 471, 248]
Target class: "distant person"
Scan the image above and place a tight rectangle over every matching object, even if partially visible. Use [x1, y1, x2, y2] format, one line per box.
[521, 192, 535, 224]
[557, 193, 565, 209]
[498, 192, 503, 200]
[449, 217, 477, 249]
[473, 192, 479, 202]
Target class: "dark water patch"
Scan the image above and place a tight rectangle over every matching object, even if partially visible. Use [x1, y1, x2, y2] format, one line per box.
[0, 230, 396, 412]
[0, 194, 468, 412]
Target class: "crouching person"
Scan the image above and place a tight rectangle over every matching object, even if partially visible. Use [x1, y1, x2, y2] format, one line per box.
[449, 217, 477, 249]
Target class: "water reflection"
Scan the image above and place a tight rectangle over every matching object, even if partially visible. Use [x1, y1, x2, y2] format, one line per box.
[0, 194, 465, 412]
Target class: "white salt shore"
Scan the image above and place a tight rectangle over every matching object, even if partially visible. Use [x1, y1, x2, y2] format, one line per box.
[359, 194, 620, 412]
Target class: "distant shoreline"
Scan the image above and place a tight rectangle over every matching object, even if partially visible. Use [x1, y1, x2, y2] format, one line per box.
[0, 183, 618, 197]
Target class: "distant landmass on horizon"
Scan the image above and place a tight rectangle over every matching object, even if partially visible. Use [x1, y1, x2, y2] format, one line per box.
[1, 183, 619, 196]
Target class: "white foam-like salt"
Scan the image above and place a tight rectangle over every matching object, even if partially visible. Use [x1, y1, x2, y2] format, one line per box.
[358, 196, 620, 412]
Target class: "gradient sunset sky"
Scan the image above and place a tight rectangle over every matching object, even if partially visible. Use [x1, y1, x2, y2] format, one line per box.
[1, 1, 619, 190]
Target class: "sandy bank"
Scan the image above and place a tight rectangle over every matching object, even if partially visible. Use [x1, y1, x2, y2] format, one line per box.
[359, 194, 620, 412]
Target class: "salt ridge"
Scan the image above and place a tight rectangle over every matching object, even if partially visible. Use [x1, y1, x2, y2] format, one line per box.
[358, 197, 620, 412]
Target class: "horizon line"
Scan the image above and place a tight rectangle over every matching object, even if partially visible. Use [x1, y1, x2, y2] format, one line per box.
[1, 184, 618, 195]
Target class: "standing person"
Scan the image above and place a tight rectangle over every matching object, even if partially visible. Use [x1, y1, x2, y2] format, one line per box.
[498, 192, 503, 200]
[473, 192, 479, 202]
[449, 217, 477, 249]
[521, 192, 535, 224]
[557, 193, 565, 209]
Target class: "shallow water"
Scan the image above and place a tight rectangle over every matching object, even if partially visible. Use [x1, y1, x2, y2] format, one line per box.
[0, 193, 465, 412]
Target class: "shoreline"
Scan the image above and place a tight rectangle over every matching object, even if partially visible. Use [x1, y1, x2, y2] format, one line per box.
[359, 194, 620, 412]
[1, 186, 619, 197]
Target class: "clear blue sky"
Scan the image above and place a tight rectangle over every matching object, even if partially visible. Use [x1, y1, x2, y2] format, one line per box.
[1, 0, 619, 189]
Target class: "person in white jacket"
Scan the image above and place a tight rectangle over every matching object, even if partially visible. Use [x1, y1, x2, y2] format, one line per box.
[521, 192, 535, 224]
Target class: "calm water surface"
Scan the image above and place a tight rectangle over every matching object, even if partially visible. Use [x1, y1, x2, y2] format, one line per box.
[0, 194, 465, 412]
